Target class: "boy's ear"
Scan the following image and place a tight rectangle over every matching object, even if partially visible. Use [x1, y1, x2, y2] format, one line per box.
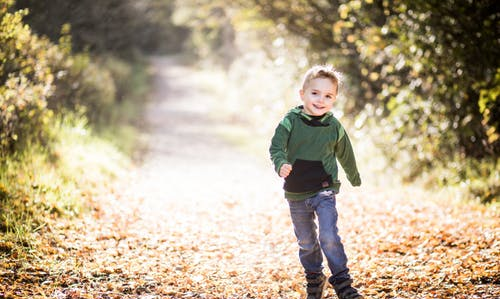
[299, 89, 305, 100]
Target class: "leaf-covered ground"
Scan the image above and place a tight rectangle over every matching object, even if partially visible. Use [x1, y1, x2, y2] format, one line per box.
[1, 57, 498, 298]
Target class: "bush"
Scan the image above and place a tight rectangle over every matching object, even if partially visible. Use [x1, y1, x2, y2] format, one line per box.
[0, 1, 148, 253]
[0, 3, 129, 155]
[49, 53, 117, 126]
[0, 4, 63, 155]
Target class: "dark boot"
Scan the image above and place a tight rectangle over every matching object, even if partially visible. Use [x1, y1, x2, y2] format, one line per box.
[333, 279, 363, 299]
[306, 272, 326, 299]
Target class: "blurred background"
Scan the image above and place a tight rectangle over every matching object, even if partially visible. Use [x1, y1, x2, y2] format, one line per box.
[1, 0, 498, 214]
[1, 2, 498, 297]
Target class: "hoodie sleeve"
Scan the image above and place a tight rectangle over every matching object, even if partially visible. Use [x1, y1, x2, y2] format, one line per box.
[335, 125, 361, 186]
[269, 116, 292, 175]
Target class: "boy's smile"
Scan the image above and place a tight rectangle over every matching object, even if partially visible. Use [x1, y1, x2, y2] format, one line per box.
[300, 78, 337, 116]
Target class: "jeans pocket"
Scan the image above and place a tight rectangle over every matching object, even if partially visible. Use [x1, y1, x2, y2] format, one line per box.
[320, 190, 334, 197]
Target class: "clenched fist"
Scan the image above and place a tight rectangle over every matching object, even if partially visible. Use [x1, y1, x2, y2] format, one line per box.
[279, 163, 292, 178]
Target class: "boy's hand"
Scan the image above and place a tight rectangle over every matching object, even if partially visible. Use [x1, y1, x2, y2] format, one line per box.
[279, 163, 292, 178]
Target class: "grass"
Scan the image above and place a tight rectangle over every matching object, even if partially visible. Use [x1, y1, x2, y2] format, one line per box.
[0, 113, 133, 258]
[0, 57, 151, 257]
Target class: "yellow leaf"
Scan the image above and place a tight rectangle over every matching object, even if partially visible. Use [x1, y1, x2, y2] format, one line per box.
[486, 127, 499, 143]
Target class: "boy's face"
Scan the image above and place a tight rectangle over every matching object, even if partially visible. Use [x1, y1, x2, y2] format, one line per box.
[300, 77, 337, 116]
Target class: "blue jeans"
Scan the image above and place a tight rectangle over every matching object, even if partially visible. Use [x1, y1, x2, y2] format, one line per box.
[287, 190, 350, 284]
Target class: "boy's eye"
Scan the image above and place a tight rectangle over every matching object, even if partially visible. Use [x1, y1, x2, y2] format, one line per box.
[311, 91, 318, 95]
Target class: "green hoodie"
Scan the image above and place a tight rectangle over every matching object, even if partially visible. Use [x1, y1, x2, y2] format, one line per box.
[269, 106, 361, 200]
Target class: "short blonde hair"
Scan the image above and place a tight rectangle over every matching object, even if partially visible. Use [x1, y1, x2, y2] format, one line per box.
[302, 65, 343, 94]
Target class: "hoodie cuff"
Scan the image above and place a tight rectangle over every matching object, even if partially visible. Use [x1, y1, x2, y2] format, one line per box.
[349, 173, 361, 186]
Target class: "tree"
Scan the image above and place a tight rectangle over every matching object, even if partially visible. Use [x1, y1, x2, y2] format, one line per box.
[243, 0, 499, 168]
[14, 0, 188, 55]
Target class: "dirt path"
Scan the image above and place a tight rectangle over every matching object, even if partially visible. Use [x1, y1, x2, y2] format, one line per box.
[2, 57, 498, 299]
[48, 56, 302, 298]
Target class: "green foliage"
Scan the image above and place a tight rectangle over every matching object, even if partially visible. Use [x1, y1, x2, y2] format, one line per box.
[419, 155, 500, 204]
[233, 0, 499, 202]
[1, 2, 151, 155]
[466, 159, 499, 204]
[15, 0, 188, 56]
[0, 0, 152, 252]
[0, 3, 90, 155]
[243, 0, 499, 156]
[173, 1, 237, 69]
[0, 3, 62, 155]
[477, 69, 500, 146]
[0, 113, 131, 254]
[91, 56, 151, 155]
[49, 54, 117, 125]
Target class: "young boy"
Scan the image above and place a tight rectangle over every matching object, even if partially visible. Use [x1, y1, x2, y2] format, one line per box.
[269, 65, 363, 299]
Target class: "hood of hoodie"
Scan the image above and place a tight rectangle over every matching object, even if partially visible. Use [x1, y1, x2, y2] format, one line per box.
[290, 105, 333, 126]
